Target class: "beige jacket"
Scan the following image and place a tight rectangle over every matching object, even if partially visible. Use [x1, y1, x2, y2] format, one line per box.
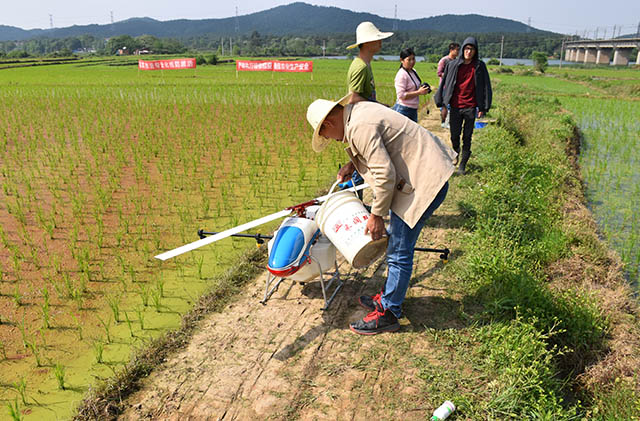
[343, 102, 457, 229]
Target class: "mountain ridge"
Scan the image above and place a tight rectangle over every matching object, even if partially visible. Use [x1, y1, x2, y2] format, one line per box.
[0, 2, 550, 42]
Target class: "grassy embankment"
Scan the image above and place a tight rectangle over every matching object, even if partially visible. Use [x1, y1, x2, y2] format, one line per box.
[426, 92, 638, 418]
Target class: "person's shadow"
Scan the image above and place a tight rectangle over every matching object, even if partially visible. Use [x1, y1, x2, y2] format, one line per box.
[272, 247, 473, 361]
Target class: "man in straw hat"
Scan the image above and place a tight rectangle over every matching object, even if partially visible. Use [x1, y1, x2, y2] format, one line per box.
[306, 95, 457, 335]
[345, 22, 393, 195]
[346, 21, 393, 103]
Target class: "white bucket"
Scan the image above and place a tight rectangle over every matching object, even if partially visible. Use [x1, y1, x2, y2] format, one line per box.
[315, 182, 388, 268]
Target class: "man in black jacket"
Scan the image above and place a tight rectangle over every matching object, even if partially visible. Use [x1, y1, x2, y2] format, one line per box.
[434, 37, 492, 174]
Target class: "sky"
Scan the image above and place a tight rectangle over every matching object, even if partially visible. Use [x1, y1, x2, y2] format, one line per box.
[2, 0, 639, 37]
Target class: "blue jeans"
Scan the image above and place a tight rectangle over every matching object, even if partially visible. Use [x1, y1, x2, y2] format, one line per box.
[381, 181, 449, 318]
[391, 103, 418, 122]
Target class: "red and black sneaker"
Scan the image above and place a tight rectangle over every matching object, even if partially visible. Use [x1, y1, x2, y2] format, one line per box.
[350, 302, 400, 335]
[358, 290, 383, 312]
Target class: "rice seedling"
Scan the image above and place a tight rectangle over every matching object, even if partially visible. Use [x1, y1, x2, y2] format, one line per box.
[6, 399, 21, 421]
[25, 340, 43, 367]
[96, 315, 112, 344]
[41, 301, 51, 330]
[69, 312, 83, 341]
[124, 312, 135, 338]
[12, 377, 28, 405]
[137, 284, 150, 307]
[93, 341, 104, 364]
[151, 289, 162, 312]
[106, 295, 121, 323]
[135, 306, 146, 330]
[53, 363, 66, 390]
[12, 286, 22, 307]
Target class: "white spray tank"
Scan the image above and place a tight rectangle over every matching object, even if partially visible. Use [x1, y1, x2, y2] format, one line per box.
[267, 210, 336, 282]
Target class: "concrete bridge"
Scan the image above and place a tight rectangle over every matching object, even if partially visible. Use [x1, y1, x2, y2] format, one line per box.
[565, 38, 639, 65]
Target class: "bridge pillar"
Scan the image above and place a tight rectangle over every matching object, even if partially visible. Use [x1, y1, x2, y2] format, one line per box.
[575, 48, 585, 62]
[565, 49, 573, 61]
[596, 48, 612, 64]
[584, 48, 597, 63]
[637, 49, 640, 65]
[612, 49, 630, 66]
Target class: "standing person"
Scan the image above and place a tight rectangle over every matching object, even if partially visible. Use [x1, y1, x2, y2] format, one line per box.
[434, 37, 492, 175]
[346, 21, 393, 103]
[437, 43, 460, 128]
[392, 47, 431, 122]
[344, 21, 393, 193]
[306, 95, 456, 335]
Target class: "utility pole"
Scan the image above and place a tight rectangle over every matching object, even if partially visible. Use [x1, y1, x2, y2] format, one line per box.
[637, 21, 640, 37]
[235, 6, 240, 33]
[393, 5, 398, 31]
[230, 37, 233, 56]
[595, 27, 598, 39]
[221, 38, 224, 56]
[527, 17, 531, 32]
[110, 11, 114, 24]
[603, 27, 607, 39]
[612, 25, 616, 39]
[499, 35, 504, 66]
[559, 38, 565, 68]
[322, 40, 326, 57]
[49, 14, 53, 29]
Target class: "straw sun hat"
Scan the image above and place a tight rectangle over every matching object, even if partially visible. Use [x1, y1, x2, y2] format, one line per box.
[347, 21, 393, 50]
[306, 94, 351, 152]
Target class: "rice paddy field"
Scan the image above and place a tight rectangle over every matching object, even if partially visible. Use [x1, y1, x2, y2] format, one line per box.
[492, 67, 640, 289]
[0, 58, 397, 419]
[0, 56, 638, 419]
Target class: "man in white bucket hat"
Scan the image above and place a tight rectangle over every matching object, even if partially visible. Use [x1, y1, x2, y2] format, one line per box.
[306, 96, 457, 335]
[346, 21, 393, 103]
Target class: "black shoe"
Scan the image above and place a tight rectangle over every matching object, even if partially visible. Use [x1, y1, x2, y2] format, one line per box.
[350, 303, 399, 335]
[358, 290, 382, 312]
[458, 150, 471, 175]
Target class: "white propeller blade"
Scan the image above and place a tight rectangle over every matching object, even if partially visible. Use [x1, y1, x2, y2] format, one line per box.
[154, 182, 369, 261]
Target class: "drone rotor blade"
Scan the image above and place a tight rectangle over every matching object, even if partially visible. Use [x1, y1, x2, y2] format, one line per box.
[154, 209, 291, 261]
[154, 182, 370, 261]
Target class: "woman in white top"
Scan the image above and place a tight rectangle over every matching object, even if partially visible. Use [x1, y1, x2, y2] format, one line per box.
[392, 48, 431, 122]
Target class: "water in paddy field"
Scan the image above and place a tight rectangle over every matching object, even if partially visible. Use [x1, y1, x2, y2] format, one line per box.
[562, 98, 640, 290]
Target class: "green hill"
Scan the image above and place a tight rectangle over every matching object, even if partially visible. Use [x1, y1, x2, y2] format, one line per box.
[0, 2, 548, 42]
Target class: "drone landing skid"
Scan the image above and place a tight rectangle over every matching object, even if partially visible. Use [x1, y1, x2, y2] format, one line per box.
[260, 257, 342, 311]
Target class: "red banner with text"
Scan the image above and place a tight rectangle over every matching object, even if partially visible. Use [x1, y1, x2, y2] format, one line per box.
[138, 58, 196, 70]
[236, 60, 313, 73]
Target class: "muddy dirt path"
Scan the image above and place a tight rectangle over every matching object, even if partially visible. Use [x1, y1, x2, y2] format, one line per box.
[118, 104, 461, 420]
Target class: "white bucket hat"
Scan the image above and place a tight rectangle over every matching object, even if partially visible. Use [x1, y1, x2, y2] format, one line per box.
[307, 94, 351, 152]
[347, 21, 393, 50]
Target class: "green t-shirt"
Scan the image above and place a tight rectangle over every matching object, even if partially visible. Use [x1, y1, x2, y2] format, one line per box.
[347, 57, 376, 101]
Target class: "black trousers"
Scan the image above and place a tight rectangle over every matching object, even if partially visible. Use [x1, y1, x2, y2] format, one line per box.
[449, 107, 476, 153]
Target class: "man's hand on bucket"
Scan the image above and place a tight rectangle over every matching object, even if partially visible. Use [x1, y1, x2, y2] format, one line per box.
[365, 214, 386, 241]
[336, 162, 355, 182]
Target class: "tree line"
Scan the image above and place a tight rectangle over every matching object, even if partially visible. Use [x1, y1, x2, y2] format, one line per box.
[0, 31, 565, 59]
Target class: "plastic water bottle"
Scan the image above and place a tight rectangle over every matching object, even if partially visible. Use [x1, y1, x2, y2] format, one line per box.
[431, 400, 455, 420]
